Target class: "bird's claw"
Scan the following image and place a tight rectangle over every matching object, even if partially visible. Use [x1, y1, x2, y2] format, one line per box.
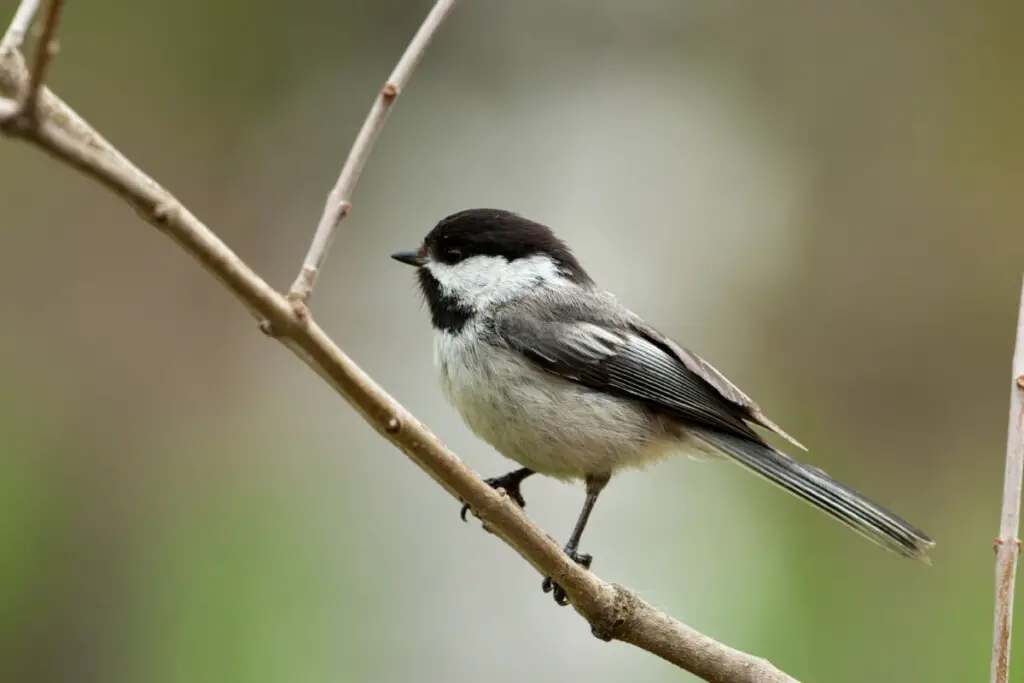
[460, 474, 528, 522]
[542, 549, 593, 606]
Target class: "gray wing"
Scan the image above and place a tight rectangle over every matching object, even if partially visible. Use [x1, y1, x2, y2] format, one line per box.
[631, 319, 807, 450]
[494, 295, 806, 450]
[494, 312, 767, 443]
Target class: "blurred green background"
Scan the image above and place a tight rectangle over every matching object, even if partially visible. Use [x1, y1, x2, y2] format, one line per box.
[2, 0, 1023, 681]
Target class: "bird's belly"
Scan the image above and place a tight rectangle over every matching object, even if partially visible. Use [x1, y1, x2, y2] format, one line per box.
[435, 334, 677, 479]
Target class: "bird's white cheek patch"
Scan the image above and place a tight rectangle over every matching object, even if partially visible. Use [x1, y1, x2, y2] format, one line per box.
[425, 256, 507, 300]
[425, 254, 566, 306]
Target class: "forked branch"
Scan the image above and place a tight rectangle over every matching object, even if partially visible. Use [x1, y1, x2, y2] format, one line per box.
[0, 3, 801, 682]
[0, 0, 62, 128]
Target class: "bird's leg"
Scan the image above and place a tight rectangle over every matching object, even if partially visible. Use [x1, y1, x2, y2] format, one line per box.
[542, 473, 610, 606]
[460, 467, 535, 521]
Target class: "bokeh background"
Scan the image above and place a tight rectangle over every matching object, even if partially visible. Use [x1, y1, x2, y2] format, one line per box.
[2, 0, 1022, 681]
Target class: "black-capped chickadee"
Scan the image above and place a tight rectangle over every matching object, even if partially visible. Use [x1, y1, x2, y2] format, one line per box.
[393, 208, 934, 605]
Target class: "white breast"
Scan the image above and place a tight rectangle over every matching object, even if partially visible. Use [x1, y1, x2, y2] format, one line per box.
[433, 327, 679, 479]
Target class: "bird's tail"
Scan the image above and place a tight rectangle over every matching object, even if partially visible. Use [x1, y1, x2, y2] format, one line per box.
[694, 430, 935, 562]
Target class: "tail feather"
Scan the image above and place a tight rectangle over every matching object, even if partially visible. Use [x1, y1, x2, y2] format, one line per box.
[694, 430, 935, 562]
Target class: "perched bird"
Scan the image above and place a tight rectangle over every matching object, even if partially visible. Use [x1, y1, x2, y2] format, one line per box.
[392, 208, 934, 604]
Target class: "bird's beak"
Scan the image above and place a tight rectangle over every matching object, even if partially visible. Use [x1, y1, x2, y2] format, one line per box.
[391, 249, 427, 267]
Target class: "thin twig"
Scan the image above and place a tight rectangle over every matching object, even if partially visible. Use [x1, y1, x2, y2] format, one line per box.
[287, 0, 458, 304]
[0, 15, 802, 683]
[19, 0, 62, 121]
[991, 276, 1024, 683]
[0, 0, 40, 56]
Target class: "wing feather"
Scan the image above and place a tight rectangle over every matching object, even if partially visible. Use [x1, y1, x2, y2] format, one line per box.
[630, 319, 808, 451]
[495, 314, 765, 443]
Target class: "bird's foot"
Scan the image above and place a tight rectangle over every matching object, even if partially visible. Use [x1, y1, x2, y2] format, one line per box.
[460, 472, 528, 522]
[542, 548, 593, 606]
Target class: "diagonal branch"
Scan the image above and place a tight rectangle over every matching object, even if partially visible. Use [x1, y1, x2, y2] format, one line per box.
[19, 0, 63, 120]
[0, 0, 64, 130]
[0, 11, 800, 683]
[288, 0, 458, 304]
[0, 0, 39, 56]
[991, 277, 1024, 683]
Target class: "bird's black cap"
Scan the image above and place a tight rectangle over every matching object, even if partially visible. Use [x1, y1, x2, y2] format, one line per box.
[403, 208, 592, 284]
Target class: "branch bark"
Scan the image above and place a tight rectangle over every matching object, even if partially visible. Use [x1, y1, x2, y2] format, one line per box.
[991, 277, 1024, 683]
[0, 0, 38, 56]
[0, 4, 801, 682]
[18, 0, 62, 120]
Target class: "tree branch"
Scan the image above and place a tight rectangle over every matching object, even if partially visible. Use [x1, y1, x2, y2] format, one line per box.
[287, 0, 458, 304]
[19, 0, 62, 120]
[0, 6, 800, 682]
[0, 0, 38, 56]
[991, 277, 1024, 683]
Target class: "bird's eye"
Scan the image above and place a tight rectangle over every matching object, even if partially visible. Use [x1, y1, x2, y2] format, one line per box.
[443, 247, 462, 264]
